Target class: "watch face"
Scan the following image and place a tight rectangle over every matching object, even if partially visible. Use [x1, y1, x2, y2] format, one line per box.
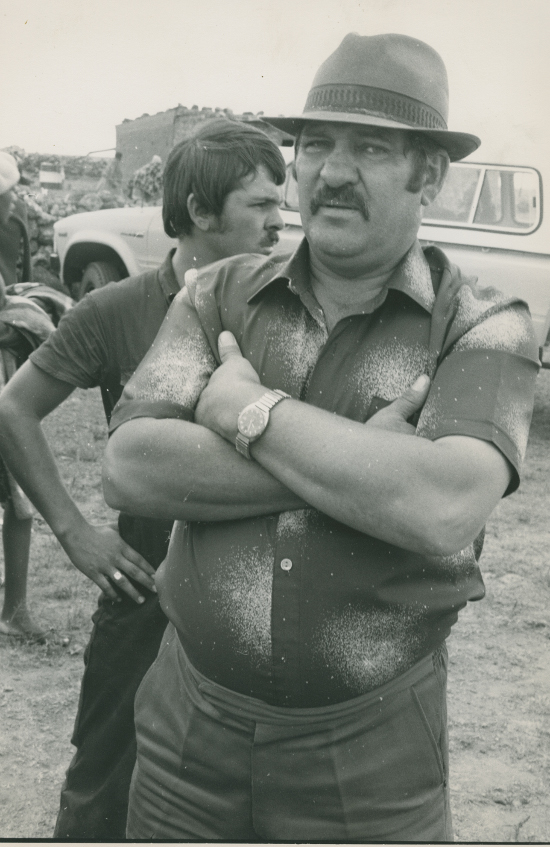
[238, 405, 268, 439]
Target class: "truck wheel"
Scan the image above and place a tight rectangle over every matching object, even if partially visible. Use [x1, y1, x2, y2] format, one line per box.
[79, 261, 121, 300]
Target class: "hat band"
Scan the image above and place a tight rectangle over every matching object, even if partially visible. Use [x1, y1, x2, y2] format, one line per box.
[304, 85, 447, 130]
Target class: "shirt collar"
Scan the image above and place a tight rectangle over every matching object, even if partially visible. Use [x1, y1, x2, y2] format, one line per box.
[158, 249, 181, 303]
[385, 240, 436, 313]
[247, 238, 436, 316]
[246, 239, 311, 304]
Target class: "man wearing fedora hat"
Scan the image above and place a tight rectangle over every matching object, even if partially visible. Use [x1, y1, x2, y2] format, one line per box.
[104, 34, 538, 842]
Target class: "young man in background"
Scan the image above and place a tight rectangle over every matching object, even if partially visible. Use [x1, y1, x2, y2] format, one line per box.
[0, 119, 286, 839]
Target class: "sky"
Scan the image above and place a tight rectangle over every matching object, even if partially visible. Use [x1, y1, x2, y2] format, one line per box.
[0, 0, 548, 163]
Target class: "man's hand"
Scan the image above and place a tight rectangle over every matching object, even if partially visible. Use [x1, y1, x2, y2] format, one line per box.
[62, 522, 157, 604]
[365, 374, 430, 434]
[196, 333, 430, 444]
[195, 331, 265, 441]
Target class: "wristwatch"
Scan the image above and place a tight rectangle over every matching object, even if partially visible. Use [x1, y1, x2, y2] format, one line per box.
[235, 389, 290, 459]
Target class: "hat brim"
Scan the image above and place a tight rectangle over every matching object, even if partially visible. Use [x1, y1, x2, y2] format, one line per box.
[262, 112, 480, 162]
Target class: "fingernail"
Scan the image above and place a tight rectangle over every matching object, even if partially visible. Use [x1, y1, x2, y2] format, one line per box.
[138, 596, 145, 604]
[218, 330, 235, 346]
[412, 374, 430, 391]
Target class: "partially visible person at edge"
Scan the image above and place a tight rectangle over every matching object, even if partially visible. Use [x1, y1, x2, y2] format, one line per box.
[0, 120, 286, 840]
[0, 157, 31, 290]
[104, 34, 539, 843]
[0, 151, 69, 640]
[130, 153, 163, 204]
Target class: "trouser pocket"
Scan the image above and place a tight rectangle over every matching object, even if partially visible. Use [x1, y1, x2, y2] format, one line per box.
[410, 644, 449, 785]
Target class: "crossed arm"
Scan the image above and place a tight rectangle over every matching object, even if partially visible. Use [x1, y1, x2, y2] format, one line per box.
[104, 331, 512, 557]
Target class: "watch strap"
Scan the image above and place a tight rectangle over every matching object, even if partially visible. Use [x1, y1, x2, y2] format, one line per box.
[255, 389, 290, 412]
[235, 431, 253, 459]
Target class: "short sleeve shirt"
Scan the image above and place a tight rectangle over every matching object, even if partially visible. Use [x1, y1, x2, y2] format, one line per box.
[111, 240, 539, 706]
[30, 252, 179, 566]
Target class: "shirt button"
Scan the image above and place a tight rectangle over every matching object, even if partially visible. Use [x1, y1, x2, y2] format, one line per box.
[280, 558, 293, 572]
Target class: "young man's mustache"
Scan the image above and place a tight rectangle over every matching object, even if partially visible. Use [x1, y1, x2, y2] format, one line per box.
[310, 187, 369, 219]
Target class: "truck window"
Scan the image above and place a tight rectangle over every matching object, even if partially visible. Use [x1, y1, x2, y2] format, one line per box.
[424, 165, 481, 223]
[474, 169, 502, 225]
[513, 170, 539, 227]
[283, 164, 299, 211]
[424, 163, 541, 234]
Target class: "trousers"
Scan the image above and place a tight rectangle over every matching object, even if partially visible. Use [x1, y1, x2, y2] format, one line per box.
[127, 624, 453, 842]
[53, 590, 169, 840]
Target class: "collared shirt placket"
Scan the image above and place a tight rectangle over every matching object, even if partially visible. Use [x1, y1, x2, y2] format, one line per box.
[264, 264, 428, 702]
[268, 277, 377, 704]
[268, 277, 329, 704]
[270, 520, 303, 705]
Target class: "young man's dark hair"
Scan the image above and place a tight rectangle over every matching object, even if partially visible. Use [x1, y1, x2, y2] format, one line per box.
[163, 119, 286, 239]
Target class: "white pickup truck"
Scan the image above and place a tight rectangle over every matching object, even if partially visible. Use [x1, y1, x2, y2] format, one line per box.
[51, 154, 549, 362]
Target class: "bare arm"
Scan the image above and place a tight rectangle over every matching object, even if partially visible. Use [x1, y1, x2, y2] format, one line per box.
[103, 417, 306, 521]
[103, 333, 470, 544]
[191, 333, 512, 556]
[246, 403, 509, 555]
[102, 375, 432, 523]
[102, 333, 429, 523]
[0, 361, 157, 602]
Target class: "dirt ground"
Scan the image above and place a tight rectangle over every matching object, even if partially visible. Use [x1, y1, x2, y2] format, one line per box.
[0, 374, 549, 843]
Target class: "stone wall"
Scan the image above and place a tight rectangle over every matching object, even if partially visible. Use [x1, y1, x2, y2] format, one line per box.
[116, 109, 179, 183]
[116, 105, 292, 181]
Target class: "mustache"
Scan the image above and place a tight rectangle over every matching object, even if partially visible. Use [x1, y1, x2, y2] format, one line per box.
[310, 186, 369, 219]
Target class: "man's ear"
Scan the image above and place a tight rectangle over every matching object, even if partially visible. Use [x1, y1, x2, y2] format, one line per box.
[187, 193, 215, 232]
[421, 151, 450, 207]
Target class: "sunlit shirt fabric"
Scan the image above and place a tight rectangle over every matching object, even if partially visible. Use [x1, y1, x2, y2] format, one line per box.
[111, 240, 538, 707]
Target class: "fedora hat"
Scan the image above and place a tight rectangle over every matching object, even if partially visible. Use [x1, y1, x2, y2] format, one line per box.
[264, 33, 480, 162]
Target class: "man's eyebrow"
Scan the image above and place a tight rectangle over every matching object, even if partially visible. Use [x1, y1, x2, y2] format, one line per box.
[301, 125, 332, 137]
[350, 128, 394, 141]
[247, 188, 282, 202]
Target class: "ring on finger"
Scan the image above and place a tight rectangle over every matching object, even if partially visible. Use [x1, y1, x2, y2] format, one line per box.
[113, 570, 123, 582]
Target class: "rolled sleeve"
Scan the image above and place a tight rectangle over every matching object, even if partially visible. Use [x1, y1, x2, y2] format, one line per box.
[417, 296, 539, 495]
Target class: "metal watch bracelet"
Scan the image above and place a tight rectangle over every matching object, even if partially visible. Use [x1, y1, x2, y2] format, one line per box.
[235, 389, 290, 459]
